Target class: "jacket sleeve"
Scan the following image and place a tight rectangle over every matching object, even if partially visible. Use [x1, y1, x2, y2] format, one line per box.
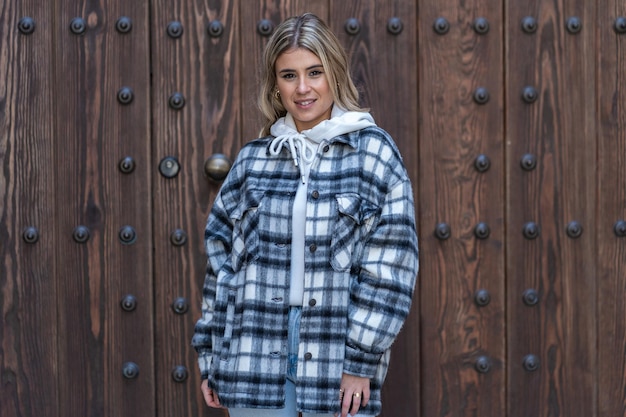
[343, 176, 419, 378]
[191, 160, 242, 379]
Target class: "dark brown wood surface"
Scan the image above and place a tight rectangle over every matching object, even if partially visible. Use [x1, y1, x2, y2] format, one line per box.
[598, 2, 626, 417]
[506, 2, 597, 417]
[418, 0, 506, 415]
[51, 1, 155, 416]
[0, 2, 59, 416]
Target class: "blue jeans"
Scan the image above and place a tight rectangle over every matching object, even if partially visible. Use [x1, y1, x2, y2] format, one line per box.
[227, 308, 370, 417]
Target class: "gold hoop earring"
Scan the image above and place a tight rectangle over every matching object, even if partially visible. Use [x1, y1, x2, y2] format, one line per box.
[274, 89, 280, 99]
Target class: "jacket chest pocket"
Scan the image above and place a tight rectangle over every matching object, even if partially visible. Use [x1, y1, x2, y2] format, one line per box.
[330, 193, 379, 272]
[230, 190, 265, 272]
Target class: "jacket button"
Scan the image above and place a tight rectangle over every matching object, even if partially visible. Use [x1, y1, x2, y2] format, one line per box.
[309, 299, 317, 307]
[309, 244, 317, 252]
[304, 352, 313, 360]
[323, 145, 330, 152]
[311, 190, 319, 199]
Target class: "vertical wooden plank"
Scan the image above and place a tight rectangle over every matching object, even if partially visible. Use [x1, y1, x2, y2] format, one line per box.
[597, 3, 626, 417]
[330, 1, 422, 416]
[506, 1, 597, 416]
[418, 0, 505, 415]
[150, 0, 239, 416]
[53, 1, 154, 416]
[0, 2, 58, 416]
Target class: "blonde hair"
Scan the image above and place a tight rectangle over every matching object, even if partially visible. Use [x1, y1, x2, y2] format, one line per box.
[257, 13, 365, 137]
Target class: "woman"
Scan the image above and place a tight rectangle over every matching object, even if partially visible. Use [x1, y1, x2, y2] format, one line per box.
[192, 13, 418, 417]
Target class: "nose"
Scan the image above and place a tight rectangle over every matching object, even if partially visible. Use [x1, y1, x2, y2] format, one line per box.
[296, 79, 310, 94]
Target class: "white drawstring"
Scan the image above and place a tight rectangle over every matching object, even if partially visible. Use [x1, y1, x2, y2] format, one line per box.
[269, 134, 317, 183]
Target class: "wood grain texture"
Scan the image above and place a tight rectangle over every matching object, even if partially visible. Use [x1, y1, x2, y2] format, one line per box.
[330, 1, 422, 416]
[0, 2, 59, 417]
[506, 2, 597, 417]
[149, 0, 239, 416]
[597, 2, 626, 416]
[52, 1, 155, 416]
[418, 0, 505, 416]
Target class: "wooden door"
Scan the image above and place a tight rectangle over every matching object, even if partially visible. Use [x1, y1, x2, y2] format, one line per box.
[2, 1, 626, 417]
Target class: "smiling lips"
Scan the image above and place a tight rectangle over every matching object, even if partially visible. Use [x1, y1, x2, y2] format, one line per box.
[296, 99, 316, 107]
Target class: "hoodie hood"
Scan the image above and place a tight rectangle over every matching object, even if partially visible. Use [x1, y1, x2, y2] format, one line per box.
[268, 107, 376, 182]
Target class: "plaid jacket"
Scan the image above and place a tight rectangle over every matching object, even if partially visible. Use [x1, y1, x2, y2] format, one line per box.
[192, 126, 419, 415]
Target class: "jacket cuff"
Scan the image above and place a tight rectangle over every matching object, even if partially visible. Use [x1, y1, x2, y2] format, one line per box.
[343, 344, 382, 378]
[197, 352, 212, 380]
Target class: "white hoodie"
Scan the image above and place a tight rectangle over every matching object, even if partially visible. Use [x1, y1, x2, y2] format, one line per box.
[269, 106, 376, 305]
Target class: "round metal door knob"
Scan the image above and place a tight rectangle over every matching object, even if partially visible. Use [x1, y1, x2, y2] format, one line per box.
[122, 362, 140, 379]
[522, 222, 540, 240]
[475, 356, 492, 373]
[18, 17, 36, 35]
[615, 17, 626, 34]
[208, 20, 224, 37]
[116, 16, 133, 34]
[614, 220, 626, 237]
[172, 366, 189, 383]
[159, 156, 181, 178]
[473, 87, 490, 105]
[204, 154, 232, 181]
[522, 354, 540, 372]
[566, 16, 582, 34]
[23, 226, 40, 244]
[433, 17, 450, 35]
[473, 17, 490, 35]
[119, 225, 137, 245]
[70, 17, 87, 35]
[520, 154, 537, 171]
[167, 21, 183, 38]
[566, 221, 583, 239]
[474, 154, 491, 173]
[120, 294, 138, 312]
[170, 229, 188, 246]
[474, 222, 490, 240]
[168, 92, 185, 110]
[117, 87, 134, 105]
[522, 86, 538, 103]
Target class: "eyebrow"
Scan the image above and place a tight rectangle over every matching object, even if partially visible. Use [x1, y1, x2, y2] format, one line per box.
[278, 64, 324, 74]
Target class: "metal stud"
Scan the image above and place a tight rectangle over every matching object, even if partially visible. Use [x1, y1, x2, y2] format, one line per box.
[168, 92, 185, 110]
[522, 222, 540, 240]
[69, 17, 87, 35]
[167, 21, 183, 38]
[23, 226, 40, 244]
[475, 356, 492, 373]
[566, 221, 583, 239]
[521, 16, 538, 33]
[387, 17, 403, 35]
[344, 18, 361, 35]
[73, 225, 90, 243]
[614, 220, 626, 237]
[473, 87, 490, 105]
[119, 156, 136, 174]
[159, 156, 180, 179]
[615, 17, 626, 34]
[522, 289, 539, 306]
[170, 229, 188, 246]
[120, 294, 138, 312]
[116, 16, 133, 33]
[520, 154, 537, 171]
[474, 289, 491, 307]
[566, 16, 582, 34]
[117, 87, 134, 105]
[172, 297, 189, 315]
[433, 17, 450, 35]
[473, 17, 490, 35]
[204, 154, 232, 181]
[208, 20, 224, 37]
[18, 17, 36, 35]
[434, 223, 451, 240]
[257, 19, 274, 36]
[122, 362, 140, 379]
[522, 354, 540, 372]
[522, 86, 538, 103]
[119, 225, 137, 245]
[474, 154, 491, 173]
[474, 222, 490, 240]
[172, 366, 189, 383]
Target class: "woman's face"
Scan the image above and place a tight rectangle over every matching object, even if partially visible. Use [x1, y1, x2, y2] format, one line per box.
[275, 48, 334, 132]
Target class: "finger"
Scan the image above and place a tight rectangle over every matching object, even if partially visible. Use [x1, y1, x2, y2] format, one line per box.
[341, 392, 353, 417]
[350, 392, 362, 416]
[361, 388, 371, 408]
[212, 390, 222, 407]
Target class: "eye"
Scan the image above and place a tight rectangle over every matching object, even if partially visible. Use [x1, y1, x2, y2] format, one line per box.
[281, 73, 296, 80]
[309, 70, 323, 77]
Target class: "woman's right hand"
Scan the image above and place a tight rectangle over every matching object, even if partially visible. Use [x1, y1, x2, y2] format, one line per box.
[201, 379, 223, 408]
